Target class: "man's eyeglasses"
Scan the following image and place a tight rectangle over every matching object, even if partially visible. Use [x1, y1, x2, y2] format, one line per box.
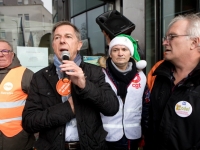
[162, 34, 189, 42]
[0, 49, 13, 55]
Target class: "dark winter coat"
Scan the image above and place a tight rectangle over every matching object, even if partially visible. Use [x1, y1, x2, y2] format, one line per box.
[144, 61, 200, 150]
[22, 62, 119, 150]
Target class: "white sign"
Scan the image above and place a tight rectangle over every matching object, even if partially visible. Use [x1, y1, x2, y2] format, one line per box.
[17, 46, 48, 73]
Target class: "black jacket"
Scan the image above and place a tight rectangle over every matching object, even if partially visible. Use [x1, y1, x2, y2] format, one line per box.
[144, 61, 200, 150]
[22, 62, 119, 150]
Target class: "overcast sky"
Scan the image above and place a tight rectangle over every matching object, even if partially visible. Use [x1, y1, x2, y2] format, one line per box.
[41, 0, 52, 14]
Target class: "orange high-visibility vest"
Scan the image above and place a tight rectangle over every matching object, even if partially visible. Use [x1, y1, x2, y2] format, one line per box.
[0, 66, 27, 137]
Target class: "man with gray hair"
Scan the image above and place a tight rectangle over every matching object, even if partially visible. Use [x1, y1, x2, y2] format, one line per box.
[22, 21, 119, 150]
[0, 39, 34, 150]
[144, 13, 200, 150]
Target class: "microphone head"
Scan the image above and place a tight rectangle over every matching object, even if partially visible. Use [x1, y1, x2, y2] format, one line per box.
[62, 51, 70, 60]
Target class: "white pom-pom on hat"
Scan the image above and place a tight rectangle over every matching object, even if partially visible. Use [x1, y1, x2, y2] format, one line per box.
[136, 60, 147, 70]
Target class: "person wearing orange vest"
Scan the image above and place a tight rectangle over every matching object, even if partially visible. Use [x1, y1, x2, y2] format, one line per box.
[0, 39, 35, 150]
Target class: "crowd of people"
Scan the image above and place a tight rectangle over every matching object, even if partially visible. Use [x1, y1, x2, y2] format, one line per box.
[0, 12, 200, 150]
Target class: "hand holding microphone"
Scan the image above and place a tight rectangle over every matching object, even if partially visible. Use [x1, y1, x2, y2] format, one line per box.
[60, 51, 86, 89]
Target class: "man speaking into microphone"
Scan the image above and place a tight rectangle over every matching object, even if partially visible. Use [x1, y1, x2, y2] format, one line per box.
[22, 21, 119, 150]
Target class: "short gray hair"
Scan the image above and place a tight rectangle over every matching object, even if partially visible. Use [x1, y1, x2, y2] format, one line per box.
[168, 13, 200, 39]
[0, 39, 13, 51]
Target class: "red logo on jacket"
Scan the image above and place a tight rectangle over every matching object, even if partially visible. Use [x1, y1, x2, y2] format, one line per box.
[132, 74, 141, 89]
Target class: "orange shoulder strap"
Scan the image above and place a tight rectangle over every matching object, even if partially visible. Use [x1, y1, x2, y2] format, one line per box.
[147, 60, 164, 91]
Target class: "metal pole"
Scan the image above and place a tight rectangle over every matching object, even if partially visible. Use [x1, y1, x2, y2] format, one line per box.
[12, 19, 18, 49]
[12, 19, 18, 34]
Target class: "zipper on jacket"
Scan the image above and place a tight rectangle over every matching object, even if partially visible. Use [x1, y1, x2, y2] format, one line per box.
[122, 102, 125, 141]
[61, 127, 65, 150]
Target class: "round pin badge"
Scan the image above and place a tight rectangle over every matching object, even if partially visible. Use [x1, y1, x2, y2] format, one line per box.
[56, 78, 71, 96]
[175, 101, 192, 117]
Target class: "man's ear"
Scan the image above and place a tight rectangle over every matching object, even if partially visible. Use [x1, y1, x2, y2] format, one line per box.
[77, 41, 83, 50]
[192, 37, 200, 49]
[12, 53, 15, 60]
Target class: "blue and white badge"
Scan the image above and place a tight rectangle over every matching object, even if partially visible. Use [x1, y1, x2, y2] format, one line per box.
[175, 101, 192, 117]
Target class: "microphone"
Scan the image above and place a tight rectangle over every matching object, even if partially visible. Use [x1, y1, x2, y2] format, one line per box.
[62, 50, 70, 61]
[61, 51, 70, 82]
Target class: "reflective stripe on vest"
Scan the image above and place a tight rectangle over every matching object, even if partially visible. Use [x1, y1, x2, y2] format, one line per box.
[101, 69, 146, 141]
[0, 66, 27, 137]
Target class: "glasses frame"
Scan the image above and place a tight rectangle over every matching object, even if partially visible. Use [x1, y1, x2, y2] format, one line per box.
[0, 49, 13, 55]
[162, 34, 189, 42]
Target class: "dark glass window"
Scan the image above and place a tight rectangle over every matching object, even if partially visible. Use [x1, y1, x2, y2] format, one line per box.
[87, 6, 105, 55]
[24, 14, 29, 21]
[0, 31, 6, 38]
[70, 0, 105, 17]
[161, 0, 196, 58]
[24, 14, 29, 27]
[145, 0, 156, 72]
[86, 0, 104, 10]
[18, 0, 23, 5]
[145, 0, 197, 71]
[0, 14, 4, 22]
[70, 0, 108, 57]
[0, 0, 3, 6]
[71, 0, 86, 16]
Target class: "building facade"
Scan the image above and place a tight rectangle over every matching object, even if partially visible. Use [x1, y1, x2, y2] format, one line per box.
[0, 0, 52, 54]
[0, 0, 200, 73]
[52, 0, 200, 72]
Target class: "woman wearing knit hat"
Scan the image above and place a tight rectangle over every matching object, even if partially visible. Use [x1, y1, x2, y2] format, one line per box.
[100, 34, 147, 150]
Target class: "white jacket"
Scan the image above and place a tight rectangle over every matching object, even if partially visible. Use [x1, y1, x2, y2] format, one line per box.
[101, 69, 146, 141]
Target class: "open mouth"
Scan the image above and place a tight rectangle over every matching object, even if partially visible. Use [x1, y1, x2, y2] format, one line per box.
[165, 49, 171, 52]
[60, 49, 68, 51]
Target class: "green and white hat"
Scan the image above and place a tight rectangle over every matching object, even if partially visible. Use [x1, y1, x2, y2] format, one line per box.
[109, 34, 147, 70]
